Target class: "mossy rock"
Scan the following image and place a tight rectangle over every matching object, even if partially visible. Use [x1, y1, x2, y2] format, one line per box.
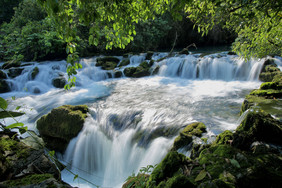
[119, 59, 130, 67]
[96, 56, 120, 70]
[114, 70, 123, 78]
[7, 68, 24, 78]
[250, 89, 282, 98]
[147, 151, 189, 186]
[172, 122, 207, 151]
[161, 174, 195, 188]
[124, 66, 150, 78]
[37, 105, 88, 153]
[215, 130, 234, 145]
[259, 65, 281, 82]
[0, 79, 10, 93]
[232, 111, 282, 150]
[31, 67, 39, 80]
[152, 65, 160, 75]
[2, 174, 53, 187]
[122, 173, 149, 188]
[1, 60, 21, 69]
[145, 51, 154, 60]
[0, 70, 7, 79]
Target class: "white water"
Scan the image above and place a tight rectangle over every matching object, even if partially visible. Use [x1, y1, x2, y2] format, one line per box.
[0, 52, 273, 188]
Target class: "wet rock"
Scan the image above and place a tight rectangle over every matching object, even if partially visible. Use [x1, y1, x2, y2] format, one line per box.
[33, 87, 40, 94]
[119, 59, 130, 67]
[31, 67, 39, 80]
[114, 71, 122, 78]
[259, 65, 280, 82]
[227, 51, 236, 55]
[232, 111, 282, 150]
[8, 68, 24, 78]
[36, 105, 88, 153]
[52, 76, 66, 88]
[145, 51, 154, 60]
[172, 122, 207, 151]
[0, 70, 7, 79]
[2, 60, 21, 69]
[215, 130, 234, 145]
[96, 56, 120, 70]
[0, 133, 60, 182]
[0, 79, 10, 93]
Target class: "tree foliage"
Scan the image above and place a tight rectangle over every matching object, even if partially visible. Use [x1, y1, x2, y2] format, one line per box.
[183, 0, 281, 58]
[37, 0, 281, 87]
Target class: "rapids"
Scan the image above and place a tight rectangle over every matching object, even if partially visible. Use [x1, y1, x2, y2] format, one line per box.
[1, 52, 279, 187]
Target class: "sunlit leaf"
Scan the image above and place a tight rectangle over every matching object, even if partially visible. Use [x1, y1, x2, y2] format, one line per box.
[5, 122, 24, 129]
[0, 97, 8, 110]
[195, 170, 207, 182]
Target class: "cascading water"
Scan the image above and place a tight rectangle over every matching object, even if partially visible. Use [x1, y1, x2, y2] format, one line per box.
[1, 52, 279, 188]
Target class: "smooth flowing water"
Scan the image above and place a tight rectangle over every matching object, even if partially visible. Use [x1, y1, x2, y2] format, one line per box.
[1, 52, 278, 188]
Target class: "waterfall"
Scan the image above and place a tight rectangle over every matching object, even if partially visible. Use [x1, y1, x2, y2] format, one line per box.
[1, 52, 279, 188]
[157, 53, 265, 81]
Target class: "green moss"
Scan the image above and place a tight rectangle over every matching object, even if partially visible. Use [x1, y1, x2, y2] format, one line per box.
[0, 137, 29, 159]
[1, 60, 21, 69]
[260, 82, 278, 90]
[31, 66, 39, 80]
[163, 174, 195, 188]
[250, 89, 282, 98]
[233, 111, 282, 150]
[182, 122, 207, 137]
[172, 122, 207, 151]
[119, 59, 130, 67]
[147, 151, 188, 186]
[215, 130, 234, 145]
[4, 174, 53, 187]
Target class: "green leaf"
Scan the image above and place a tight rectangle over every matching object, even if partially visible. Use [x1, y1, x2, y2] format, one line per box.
[15, 106, 21, 110]
[74, 174, 79, 181]
[0, 111, 25, 119]
[0, 97, 8, 110]
[195, 170, 207, 182]
[230, 159, 240, 168]
[5, 122, 24, 129]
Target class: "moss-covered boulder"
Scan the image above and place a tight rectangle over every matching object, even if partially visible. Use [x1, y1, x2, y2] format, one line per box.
[0, 132, 72, 187]
[31, 66, 39, 80]
[0, 79, 10, 93]
[259, 65, 281, 82]
[119, 59, 130, 67]
[7, 68, 24, 78]
[232, 111, 282, 150]
[1, 60, 21, 69]
[0, 70, 7, 79]
[114, 70, 123, 78]
[172, 122, 207, 151]
[96, 56, 120, 70]
[0, 133, 60, 182]
[37, 105, 88, 153]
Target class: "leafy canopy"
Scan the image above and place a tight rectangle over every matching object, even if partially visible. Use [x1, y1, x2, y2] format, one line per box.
[38, 0, 281, 87]
[183, 0, 281, 58]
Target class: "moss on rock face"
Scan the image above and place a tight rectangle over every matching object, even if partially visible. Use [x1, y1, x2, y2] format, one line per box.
[96, 56, 120, 70]
[0, 79, 10, 93]
[119, 59, 130, 67]
[1, 60, 21, 69]
[3, 174, 53, 187]
[147, 151, 189, 186]
[31, 66, 39, 80]
[215, 130, 234, 145]
[259, 65, 281, 82]
[172, 122, 207, 151]
[37, 105, 88, 153]
[232, 111, 282, 150]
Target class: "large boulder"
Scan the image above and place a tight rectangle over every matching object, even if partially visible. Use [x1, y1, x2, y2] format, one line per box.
[96, 56, 120, 70]
[8, 67, 24, 78]
[232, 111, 282, 150]
[37, 105, 89, 153]
[123, 61, 151, 78]
[259, 64, 280, 82]
[0, 132, 72, 187]
[52, 76, 66, 88]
